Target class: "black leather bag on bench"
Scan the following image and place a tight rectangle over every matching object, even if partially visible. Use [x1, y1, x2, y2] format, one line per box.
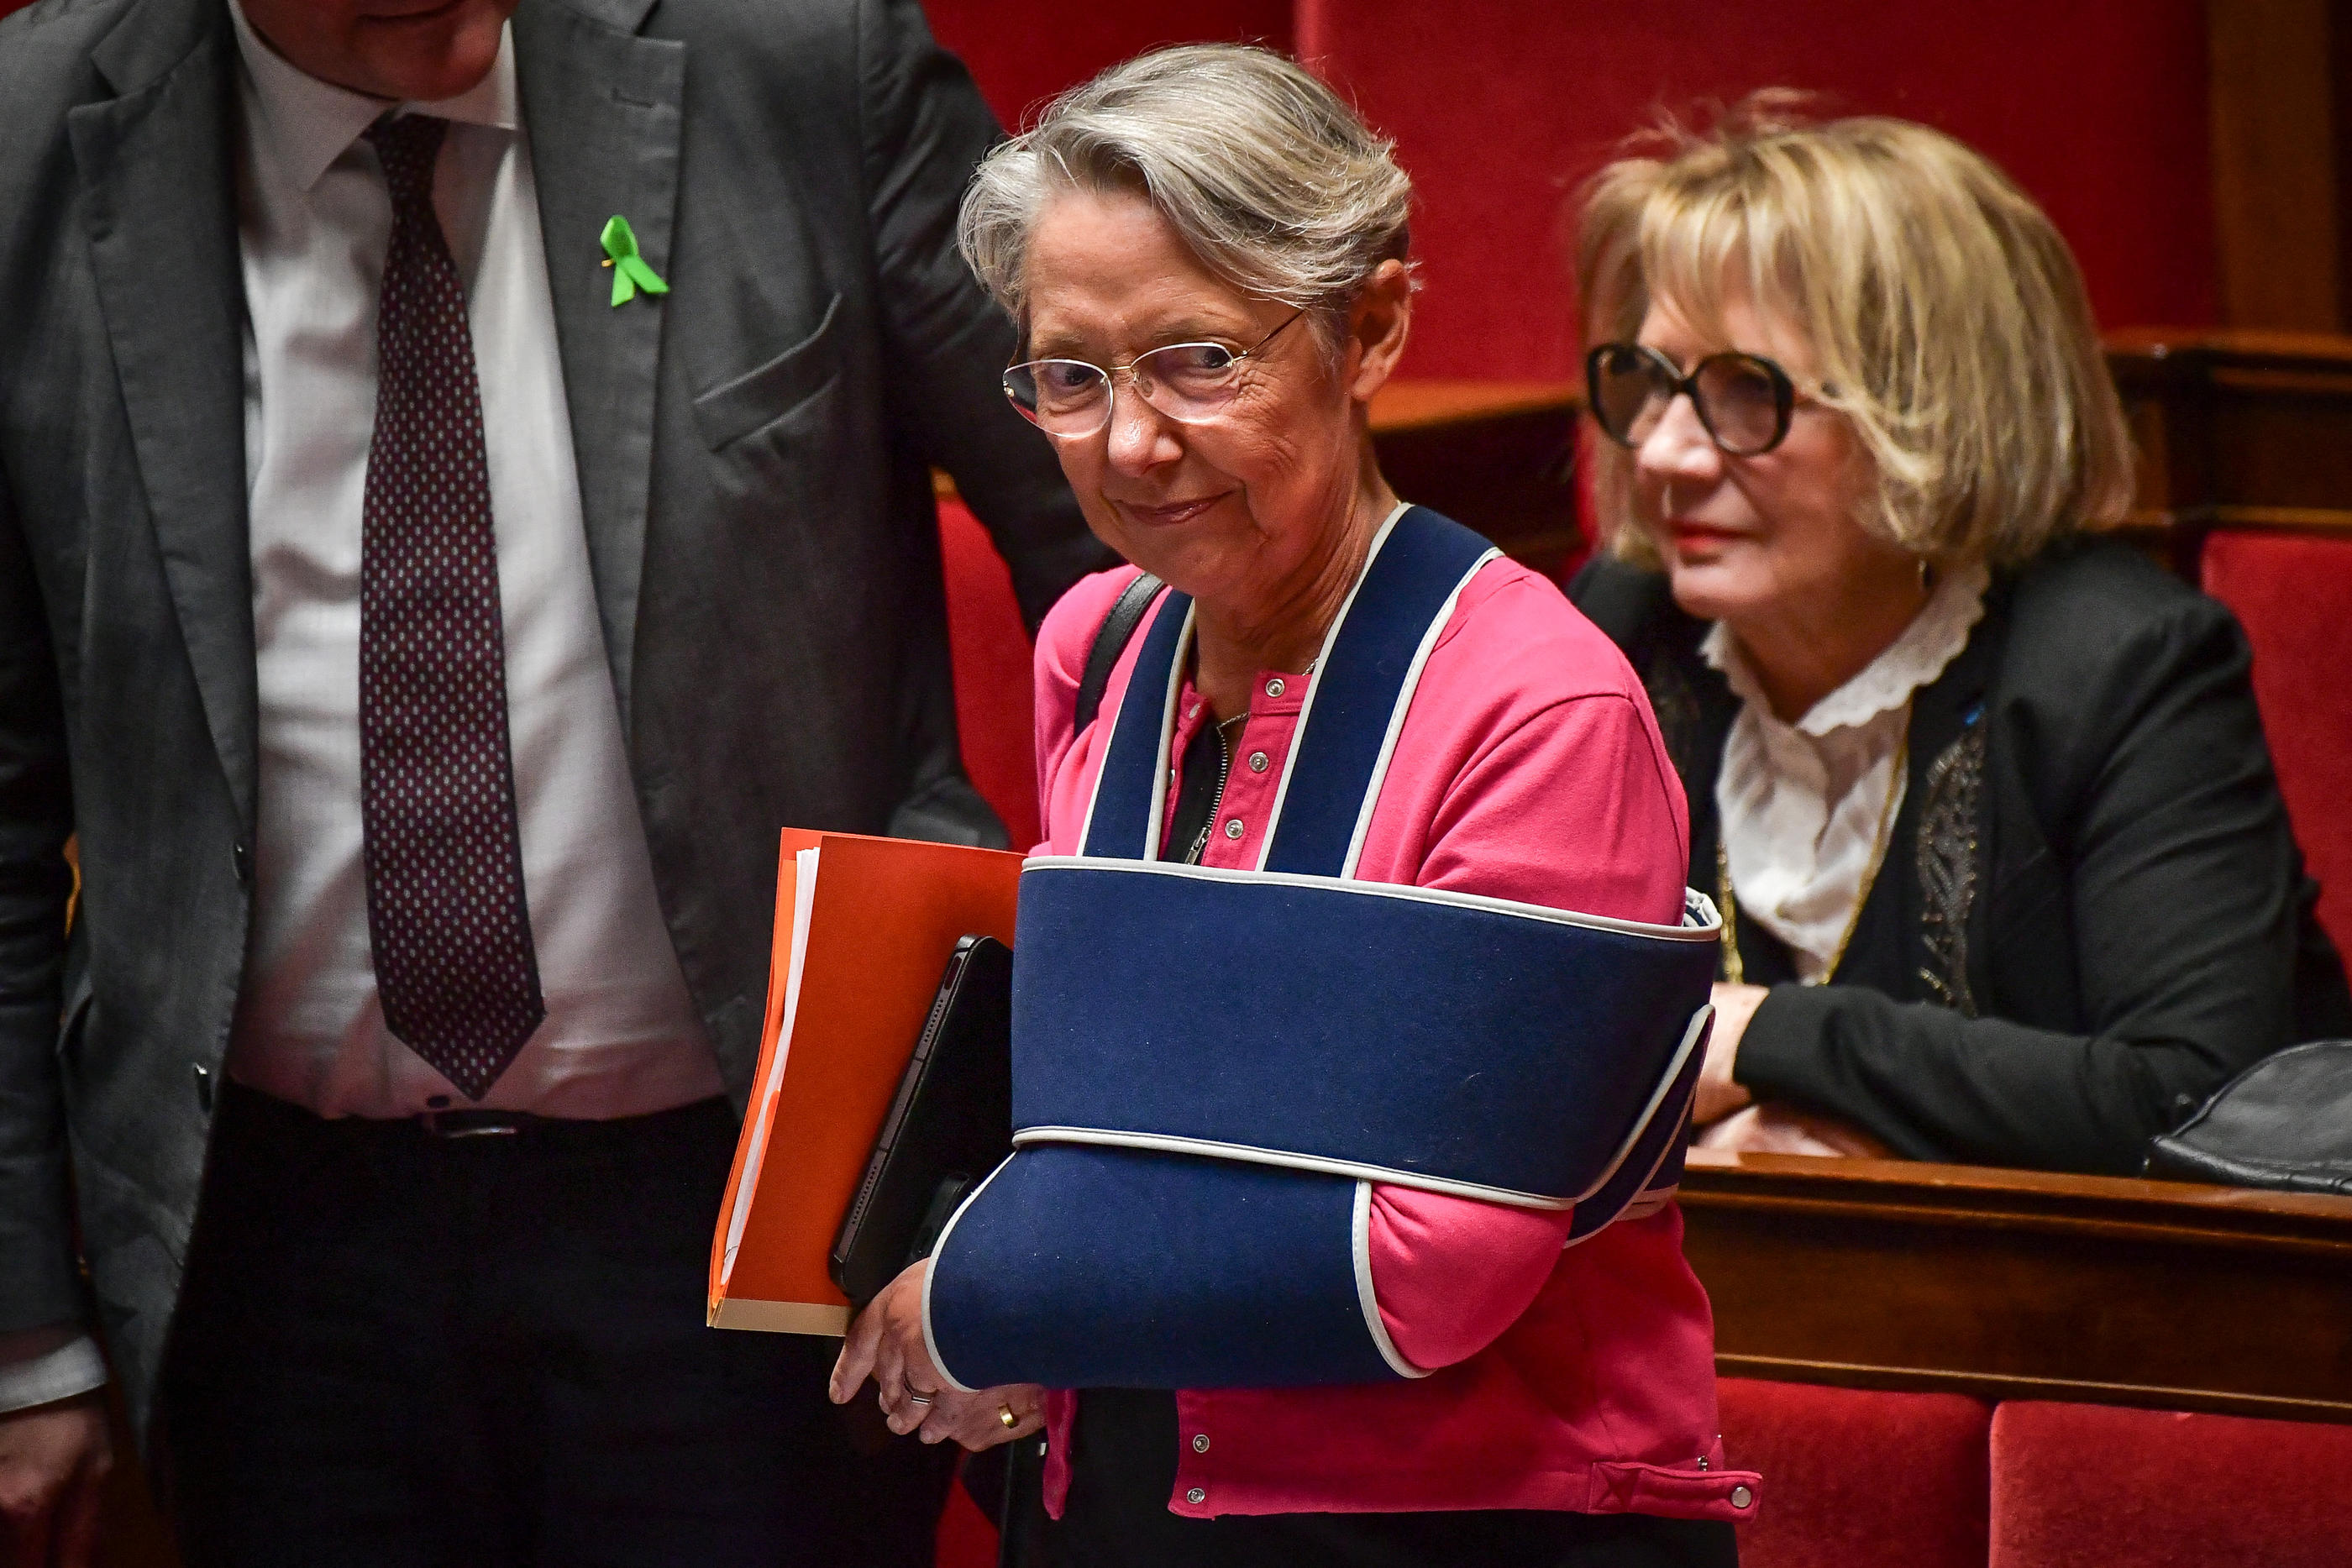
[2145, 1040, 2352, 1193]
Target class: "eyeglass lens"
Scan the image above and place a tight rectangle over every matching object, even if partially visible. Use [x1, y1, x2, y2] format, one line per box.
[1588, 345, 1790, 457]
[1005, 342, 1247, 438]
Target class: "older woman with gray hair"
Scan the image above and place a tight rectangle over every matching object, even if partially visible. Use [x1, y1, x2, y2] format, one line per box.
[828, 45, 1751, 1567]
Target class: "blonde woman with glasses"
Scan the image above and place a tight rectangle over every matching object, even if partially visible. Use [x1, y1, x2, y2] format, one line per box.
[1568, 101, 2349, 1174]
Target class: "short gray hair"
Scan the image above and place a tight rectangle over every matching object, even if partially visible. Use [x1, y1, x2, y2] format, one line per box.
[958, 45, 1415, 341]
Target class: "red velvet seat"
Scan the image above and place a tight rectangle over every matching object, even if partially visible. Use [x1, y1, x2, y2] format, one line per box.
[939, 496, 1045, 852]
[1990, 1401, 2352, 1566]
[1716, 1377, 1990, 1568]
[2200, 529, 2352, 965]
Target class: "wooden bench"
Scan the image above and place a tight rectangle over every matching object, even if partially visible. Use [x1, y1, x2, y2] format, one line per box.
[2107, 326, 2352, 568]
[1681, 1149, 2352, 1425]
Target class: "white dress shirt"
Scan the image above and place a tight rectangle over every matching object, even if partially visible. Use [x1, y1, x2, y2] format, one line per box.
[1708, 564, 1990, 983]
[221, 2, 722, 1120]
[0, 2, 729, 1418]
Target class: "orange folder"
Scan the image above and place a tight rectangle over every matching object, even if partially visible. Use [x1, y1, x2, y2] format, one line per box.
[708, 829, 1023, 1335]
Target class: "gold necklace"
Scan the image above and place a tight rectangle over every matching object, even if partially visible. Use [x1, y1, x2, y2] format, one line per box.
[1715, 722, 1910, 986]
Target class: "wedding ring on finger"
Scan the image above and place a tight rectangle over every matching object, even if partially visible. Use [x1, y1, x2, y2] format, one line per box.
[999, 1404, 1020, 1430]
[906, 1389, 937, 1407]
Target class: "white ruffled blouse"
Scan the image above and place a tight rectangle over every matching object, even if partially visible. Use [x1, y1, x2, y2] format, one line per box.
[1704, 563, 1990, 983]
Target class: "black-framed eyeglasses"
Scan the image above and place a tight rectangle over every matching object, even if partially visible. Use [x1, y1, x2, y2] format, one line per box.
[1005, 310, 1308, 439]
[1584, 341, 1830, 458]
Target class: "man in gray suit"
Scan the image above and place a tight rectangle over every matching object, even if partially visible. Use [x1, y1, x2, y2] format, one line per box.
[0, 0, 1100, 1559]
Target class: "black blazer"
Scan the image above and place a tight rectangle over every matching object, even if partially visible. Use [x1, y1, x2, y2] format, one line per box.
[1572, 540, 2350, 1175]
[0, 0, 1105, 1423]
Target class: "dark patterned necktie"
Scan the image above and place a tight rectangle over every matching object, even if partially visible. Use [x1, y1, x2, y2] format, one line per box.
[358, 113, 544, 1100]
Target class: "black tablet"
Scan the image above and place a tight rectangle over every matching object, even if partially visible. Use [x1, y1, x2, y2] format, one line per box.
[829, 934, 1014, 1308]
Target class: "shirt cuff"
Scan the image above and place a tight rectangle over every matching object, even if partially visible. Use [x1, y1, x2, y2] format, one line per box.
[0, 1333, 108, 1415]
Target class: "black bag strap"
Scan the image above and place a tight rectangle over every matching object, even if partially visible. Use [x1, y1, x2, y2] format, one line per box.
[1074, 571, 1165, 735]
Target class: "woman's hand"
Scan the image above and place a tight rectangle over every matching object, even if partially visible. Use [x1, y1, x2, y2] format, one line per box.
[1696, 982, 1767, 1124]
[1696, 1103, 1893, 1158]
[828, 1261, 1046, 1450]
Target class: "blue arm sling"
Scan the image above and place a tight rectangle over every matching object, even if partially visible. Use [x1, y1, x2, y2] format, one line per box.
[925, 506, 1718, 1391]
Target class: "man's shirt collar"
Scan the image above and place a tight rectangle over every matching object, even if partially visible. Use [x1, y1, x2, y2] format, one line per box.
[229, 0, 521, 194]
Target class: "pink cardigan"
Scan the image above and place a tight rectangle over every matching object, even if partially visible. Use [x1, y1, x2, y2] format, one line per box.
[1025, 558, 1761, 1523]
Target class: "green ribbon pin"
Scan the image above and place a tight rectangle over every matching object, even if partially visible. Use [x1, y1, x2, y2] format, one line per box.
[600, 215, 669, 307]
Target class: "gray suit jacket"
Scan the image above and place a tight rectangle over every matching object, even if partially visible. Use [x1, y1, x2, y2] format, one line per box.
[0, 0, 1103, 1429]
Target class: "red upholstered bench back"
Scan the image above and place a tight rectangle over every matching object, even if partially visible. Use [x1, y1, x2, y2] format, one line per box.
[1717, 1377, 1989, 1568]
[2200, 530, 2352, 962]
[1990, 1401, 2352, 1566]
[938, 497, 1043, 852]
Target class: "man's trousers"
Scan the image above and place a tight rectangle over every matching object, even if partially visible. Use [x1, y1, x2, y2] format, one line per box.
[158, 1083, 953, 1567]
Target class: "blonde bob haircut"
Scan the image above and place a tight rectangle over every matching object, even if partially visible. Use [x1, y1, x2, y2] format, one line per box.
[1576, 99, 2134, 569]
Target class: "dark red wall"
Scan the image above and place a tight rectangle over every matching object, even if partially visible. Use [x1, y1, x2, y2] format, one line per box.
[1299, 0, 2218, 377]
[925, 0, 2218, 379]
[925, 0, 1293, 130]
